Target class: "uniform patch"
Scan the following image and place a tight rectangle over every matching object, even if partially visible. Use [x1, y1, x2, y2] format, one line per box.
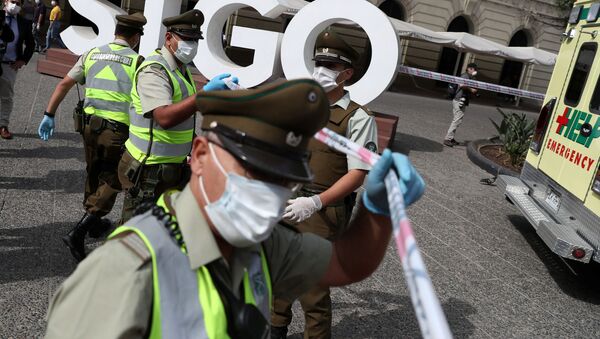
[286, 132, 303, 147]
[91, 53, 134, 66]
[365, 141, 377, 153]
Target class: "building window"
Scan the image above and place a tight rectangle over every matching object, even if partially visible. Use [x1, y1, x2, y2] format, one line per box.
[565, 43, 597, 107]
[378, 0, 405, 21]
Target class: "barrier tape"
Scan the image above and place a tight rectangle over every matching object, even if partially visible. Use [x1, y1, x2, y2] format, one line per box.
[314, 128, 453, 339]
[397, 65, 546, 101]
[225, 80, 453, 338]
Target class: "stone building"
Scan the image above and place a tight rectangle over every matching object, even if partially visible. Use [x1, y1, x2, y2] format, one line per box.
[56, 0, 569, 100]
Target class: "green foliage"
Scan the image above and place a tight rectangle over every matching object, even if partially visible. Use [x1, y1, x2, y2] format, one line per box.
[556, 0, 575, 11]
[490, 108, 535, 167]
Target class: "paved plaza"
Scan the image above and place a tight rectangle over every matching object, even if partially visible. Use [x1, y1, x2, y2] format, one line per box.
[1, 54, 600, 338]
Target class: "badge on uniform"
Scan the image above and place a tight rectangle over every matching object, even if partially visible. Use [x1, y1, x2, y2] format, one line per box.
[365, 141, 377, 153]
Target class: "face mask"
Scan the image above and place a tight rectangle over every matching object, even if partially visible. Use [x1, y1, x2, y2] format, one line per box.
[199, 143, 293, 247]
[171, 37, 198, 64]
[312, 66, 342, 92]
[51, 1, 56, 6]
[6, 2, 21, 15]
[471, 71, 478, 76]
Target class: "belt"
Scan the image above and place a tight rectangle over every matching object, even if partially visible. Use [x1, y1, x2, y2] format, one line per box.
[84, 114, 129, 134]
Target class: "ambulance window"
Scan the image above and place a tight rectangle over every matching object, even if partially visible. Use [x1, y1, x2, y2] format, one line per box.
[590, 75, 600, 115]
[565, 43, 597, 107]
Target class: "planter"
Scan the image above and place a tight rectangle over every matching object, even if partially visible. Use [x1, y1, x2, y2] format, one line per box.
[466, 138, 521, 177]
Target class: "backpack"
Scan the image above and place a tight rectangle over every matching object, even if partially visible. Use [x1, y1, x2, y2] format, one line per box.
[447, 83, 459, 100]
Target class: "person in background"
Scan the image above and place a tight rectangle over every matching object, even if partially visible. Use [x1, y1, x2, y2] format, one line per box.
[1, 0, 35, 140]
[443, 62, 478, 147]
[31, 0, 44, 52]
[42, 0, 61, 52]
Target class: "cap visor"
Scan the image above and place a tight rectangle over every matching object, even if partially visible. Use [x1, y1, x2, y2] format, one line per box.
[219, 135, 314, 183]
[313, 55, 351, 66]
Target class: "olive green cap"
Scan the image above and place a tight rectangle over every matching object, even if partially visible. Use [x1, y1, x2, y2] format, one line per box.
[116, 12, 147, 33]
[197, 79, 331, 183]
[162, 9, 204, 40]
[314, 29, 359, 66]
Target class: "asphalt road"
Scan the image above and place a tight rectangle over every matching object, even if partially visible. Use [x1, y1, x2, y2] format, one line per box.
[1, 54, 600, 338]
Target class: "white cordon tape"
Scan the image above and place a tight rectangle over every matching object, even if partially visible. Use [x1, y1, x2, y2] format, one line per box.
[314, 128, 453, 339]
[397, 65, 546, 101]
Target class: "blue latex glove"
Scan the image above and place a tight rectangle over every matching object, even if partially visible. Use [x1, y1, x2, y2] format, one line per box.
[203, 73, 239, 91]
[38, 115, 55, 141]
[363, 149, 425, 216]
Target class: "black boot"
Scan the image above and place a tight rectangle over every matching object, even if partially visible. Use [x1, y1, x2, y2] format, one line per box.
[62, 213, 99, 261]
[88, 218, 113, 239]
[270, 326, 288, 339]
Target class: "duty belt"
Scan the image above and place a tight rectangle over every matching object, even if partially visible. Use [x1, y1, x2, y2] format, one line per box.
[84, 114, 129, 134]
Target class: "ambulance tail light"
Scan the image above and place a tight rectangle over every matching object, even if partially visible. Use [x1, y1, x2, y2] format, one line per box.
[530, 97, 556, 154]
[592, 162, 600, 195]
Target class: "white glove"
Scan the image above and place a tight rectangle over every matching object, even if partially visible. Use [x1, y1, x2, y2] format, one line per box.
[283, 195, 322, 223]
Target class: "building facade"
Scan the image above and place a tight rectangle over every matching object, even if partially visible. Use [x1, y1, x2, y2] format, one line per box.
[58, 0, 569, 101]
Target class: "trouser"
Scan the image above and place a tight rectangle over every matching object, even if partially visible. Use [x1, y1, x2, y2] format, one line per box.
[32, 25, 43, 51]
[0, 63, 17, 127]
[118, 150, 190, 223]
[444, 99, 466, 141]
[45, 21, 63, 49]
[271, 189, 355, 339]
[82, 116, 129, 217]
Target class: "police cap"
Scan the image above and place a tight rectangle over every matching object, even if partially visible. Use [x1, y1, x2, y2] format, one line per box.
[163, 9, 204, 40]
[197, 79, 331, 183]
[115, 12, 147, 34]
[314, 29, 359, 67]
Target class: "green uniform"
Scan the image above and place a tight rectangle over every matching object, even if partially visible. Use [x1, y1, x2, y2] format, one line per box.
[272, 92, 378, 339]
[118, 45, 197, 222]
[68, 39, 140, 217]
[44, 185, 332, 338]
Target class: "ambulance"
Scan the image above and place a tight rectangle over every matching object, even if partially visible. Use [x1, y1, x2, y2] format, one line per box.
[498, 0, 600, 263]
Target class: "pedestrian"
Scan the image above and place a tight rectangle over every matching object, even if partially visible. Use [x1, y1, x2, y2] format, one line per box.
[271, 29, 379, 339]
[0, 10, 15, 68]
[443, 62, 478, 147]
[37, 12, 147, 261]
[117, 9, 236, 223]
[0, 0, 35, 140]
[43, 78, 426, 338]
[42, 0, 61, 52]
[31, 0, 45, 52]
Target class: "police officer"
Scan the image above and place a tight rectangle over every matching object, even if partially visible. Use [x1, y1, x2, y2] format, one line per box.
[272, 29, 379, 339]
[37, 12, 147, 261]
[44, 79, 425, 338]
[117, 9, 237, 223]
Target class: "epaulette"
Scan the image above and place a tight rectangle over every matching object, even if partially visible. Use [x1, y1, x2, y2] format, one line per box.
[119, 233, 152, 262]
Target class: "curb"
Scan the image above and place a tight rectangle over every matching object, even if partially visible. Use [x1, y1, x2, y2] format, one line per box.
[466, 139, 521, 177]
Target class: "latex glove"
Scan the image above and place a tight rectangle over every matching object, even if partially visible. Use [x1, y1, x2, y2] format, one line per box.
[283, 195, 322, 223]
[38, 115, 55, 141]
[363, 149, 425, 216]
[203, 73, 239, 92]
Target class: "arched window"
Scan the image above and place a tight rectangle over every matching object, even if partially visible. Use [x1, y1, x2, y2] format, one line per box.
[378, 0, 405, 21]
[437, 16, 471, 79]
[499, 30, 530, 102]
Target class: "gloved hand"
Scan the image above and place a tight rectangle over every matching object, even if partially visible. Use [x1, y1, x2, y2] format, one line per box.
[283, 195, 322, 223]
[38, 115, 55, 141]
[203, 73, 239, 92]
[363, 149, 425, 216]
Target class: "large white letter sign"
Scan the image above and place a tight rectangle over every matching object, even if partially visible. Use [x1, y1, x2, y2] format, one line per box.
[281, 0, 400, 105]
[195, 0, 288, 88]
[139, 0, 182, 57]
[62, 0, 125, 55]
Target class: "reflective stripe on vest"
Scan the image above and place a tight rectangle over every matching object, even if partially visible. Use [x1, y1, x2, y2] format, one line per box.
[125, 50, 197, 165]
[83, 43, 138, 126]
[109, 194, 272, 339]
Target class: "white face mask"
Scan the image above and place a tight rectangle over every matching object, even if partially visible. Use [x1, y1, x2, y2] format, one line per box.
[50, 1, 56, 6]
[6, 2, 21, 15]
[471, 70, 478, 77]
[199, 143, 293, 247]
[171, 37, 198, 64]
[312, 66, 341, 93]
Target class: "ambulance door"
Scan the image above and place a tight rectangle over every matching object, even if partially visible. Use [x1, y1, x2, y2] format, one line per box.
[538, 28, 599, 207]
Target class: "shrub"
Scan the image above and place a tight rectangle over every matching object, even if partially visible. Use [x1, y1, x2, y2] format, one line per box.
[490, 108, 535, 167]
